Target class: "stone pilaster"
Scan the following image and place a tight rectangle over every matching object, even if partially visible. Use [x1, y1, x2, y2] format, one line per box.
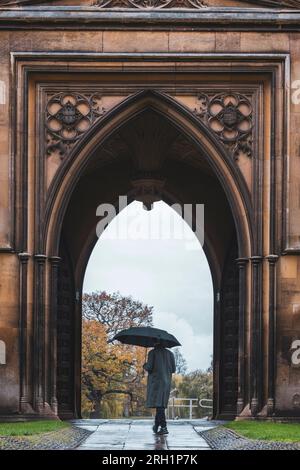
[33, 254, 47, 414]
[18, 252, 34, 414]
[250, 255, 263, 416]
[236, 257, 249, 415]
[49, 256, 61, 416]
[266, 254, 279, 416]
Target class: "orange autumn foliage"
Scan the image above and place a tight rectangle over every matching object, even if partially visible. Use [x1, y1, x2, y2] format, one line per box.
[81, 318, 150, 418]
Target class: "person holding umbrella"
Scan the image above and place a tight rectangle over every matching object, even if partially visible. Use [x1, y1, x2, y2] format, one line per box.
[143, 341, 176, 435]
[112, 326, 180, 436]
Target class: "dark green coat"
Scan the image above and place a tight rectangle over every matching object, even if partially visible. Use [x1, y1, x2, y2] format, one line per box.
[143, 347, 176, 408]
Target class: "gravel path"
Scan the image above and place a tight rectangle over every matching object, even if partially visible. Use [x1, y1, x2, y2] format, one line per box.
[0, 425, 92, 450]
[196, 426, 300, 450]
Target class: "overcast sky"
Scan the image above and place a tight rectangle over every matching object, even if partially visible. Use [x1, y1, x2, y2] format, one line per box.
[83, 201, 213, 372]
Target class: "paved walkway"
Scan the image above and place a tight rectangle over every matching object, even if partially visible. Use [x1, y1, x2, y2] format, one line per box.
[72, 419, 218, 450]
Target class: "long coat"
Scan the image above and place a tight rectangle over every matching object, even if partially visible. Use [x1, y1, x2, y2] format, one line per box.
[143, 347, 176, 408]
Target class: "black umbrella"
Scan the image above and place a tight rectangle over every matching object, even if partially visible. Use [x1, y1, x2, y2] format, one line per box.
[112, 326, 181, 349]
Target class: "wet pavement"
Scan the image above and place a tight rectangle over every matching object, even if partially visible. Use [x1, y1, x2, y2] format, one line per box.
[72, 419, 218, 450]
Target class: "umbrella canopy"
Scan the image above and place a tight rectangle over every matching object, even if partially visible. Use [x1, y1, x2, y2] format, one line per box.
[112, 326, 181, 349]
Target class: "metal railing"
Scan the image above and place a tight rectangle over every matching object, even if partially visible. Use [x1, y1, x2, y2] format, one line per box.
[166, 397, 199, 420]
[199, 398, 213, 409]
[166, 397, 213, 419]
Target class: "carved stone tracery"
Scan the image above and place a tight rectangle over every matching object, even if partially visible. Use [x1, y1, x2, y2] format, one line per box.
[93, 0, 207, 8]
[92, 0, 300, 7]
[193, 92, 253, 160]
[45, 89, 254, 162]
[46, 92, 106, 158]
[2, 0, 300, 8]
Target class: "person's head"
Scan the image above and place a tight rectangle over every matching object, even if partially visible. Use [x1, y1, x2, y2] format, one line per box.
[154, 341, 165, 349]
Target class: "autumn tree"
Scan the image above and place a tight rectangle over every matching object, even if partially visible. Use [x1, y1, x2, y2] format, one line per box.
[81, 291, 153, 418]
[82, 290, 153, 339]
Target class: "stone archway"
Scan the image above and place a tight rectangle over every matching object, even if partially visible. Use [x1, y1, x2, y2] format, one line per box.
[43, 91, 252, 420]
[1, 2, 300, 424]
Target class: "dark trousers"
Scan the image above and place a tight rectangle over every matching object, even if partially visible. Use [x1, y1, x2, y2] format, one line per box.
[155, 407, 166, 428]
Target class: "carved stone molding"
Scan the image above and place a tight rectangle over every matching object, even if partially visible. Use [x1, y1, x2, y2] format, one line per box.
[193, 92, 253, 160]
[2, 0, 300, 8]
[45, 92, 106, 159]
[244, 0, 300, 7]
[93, 0, 207, 8]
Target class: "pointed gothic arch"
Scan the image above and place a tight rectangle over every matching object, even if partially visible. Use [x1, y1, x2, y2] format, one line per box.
[45, 90, 253, 259]
[38, 89, 254, 419]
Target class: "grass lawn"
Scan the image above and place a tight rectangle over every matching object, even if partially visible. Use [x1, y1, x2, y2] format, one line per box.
[226, 421, 300, 443]
[0, 420, 69, 437]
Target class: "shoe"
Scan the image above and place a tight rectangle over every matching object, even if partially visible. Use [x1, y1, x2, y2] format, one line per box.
[157, 426, 168, 435]
[152, 424, 159, 434]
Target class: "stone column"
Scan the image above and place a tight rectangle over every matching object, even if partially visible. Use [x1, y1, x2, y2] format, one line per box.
[49, 256, 61, 416]
[266, 254, 279, 416]
[236, 257, 249, 415]
[18, 252, 34, 414]
[33, 254, 47, 414]
[250, 255, 263, 416]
